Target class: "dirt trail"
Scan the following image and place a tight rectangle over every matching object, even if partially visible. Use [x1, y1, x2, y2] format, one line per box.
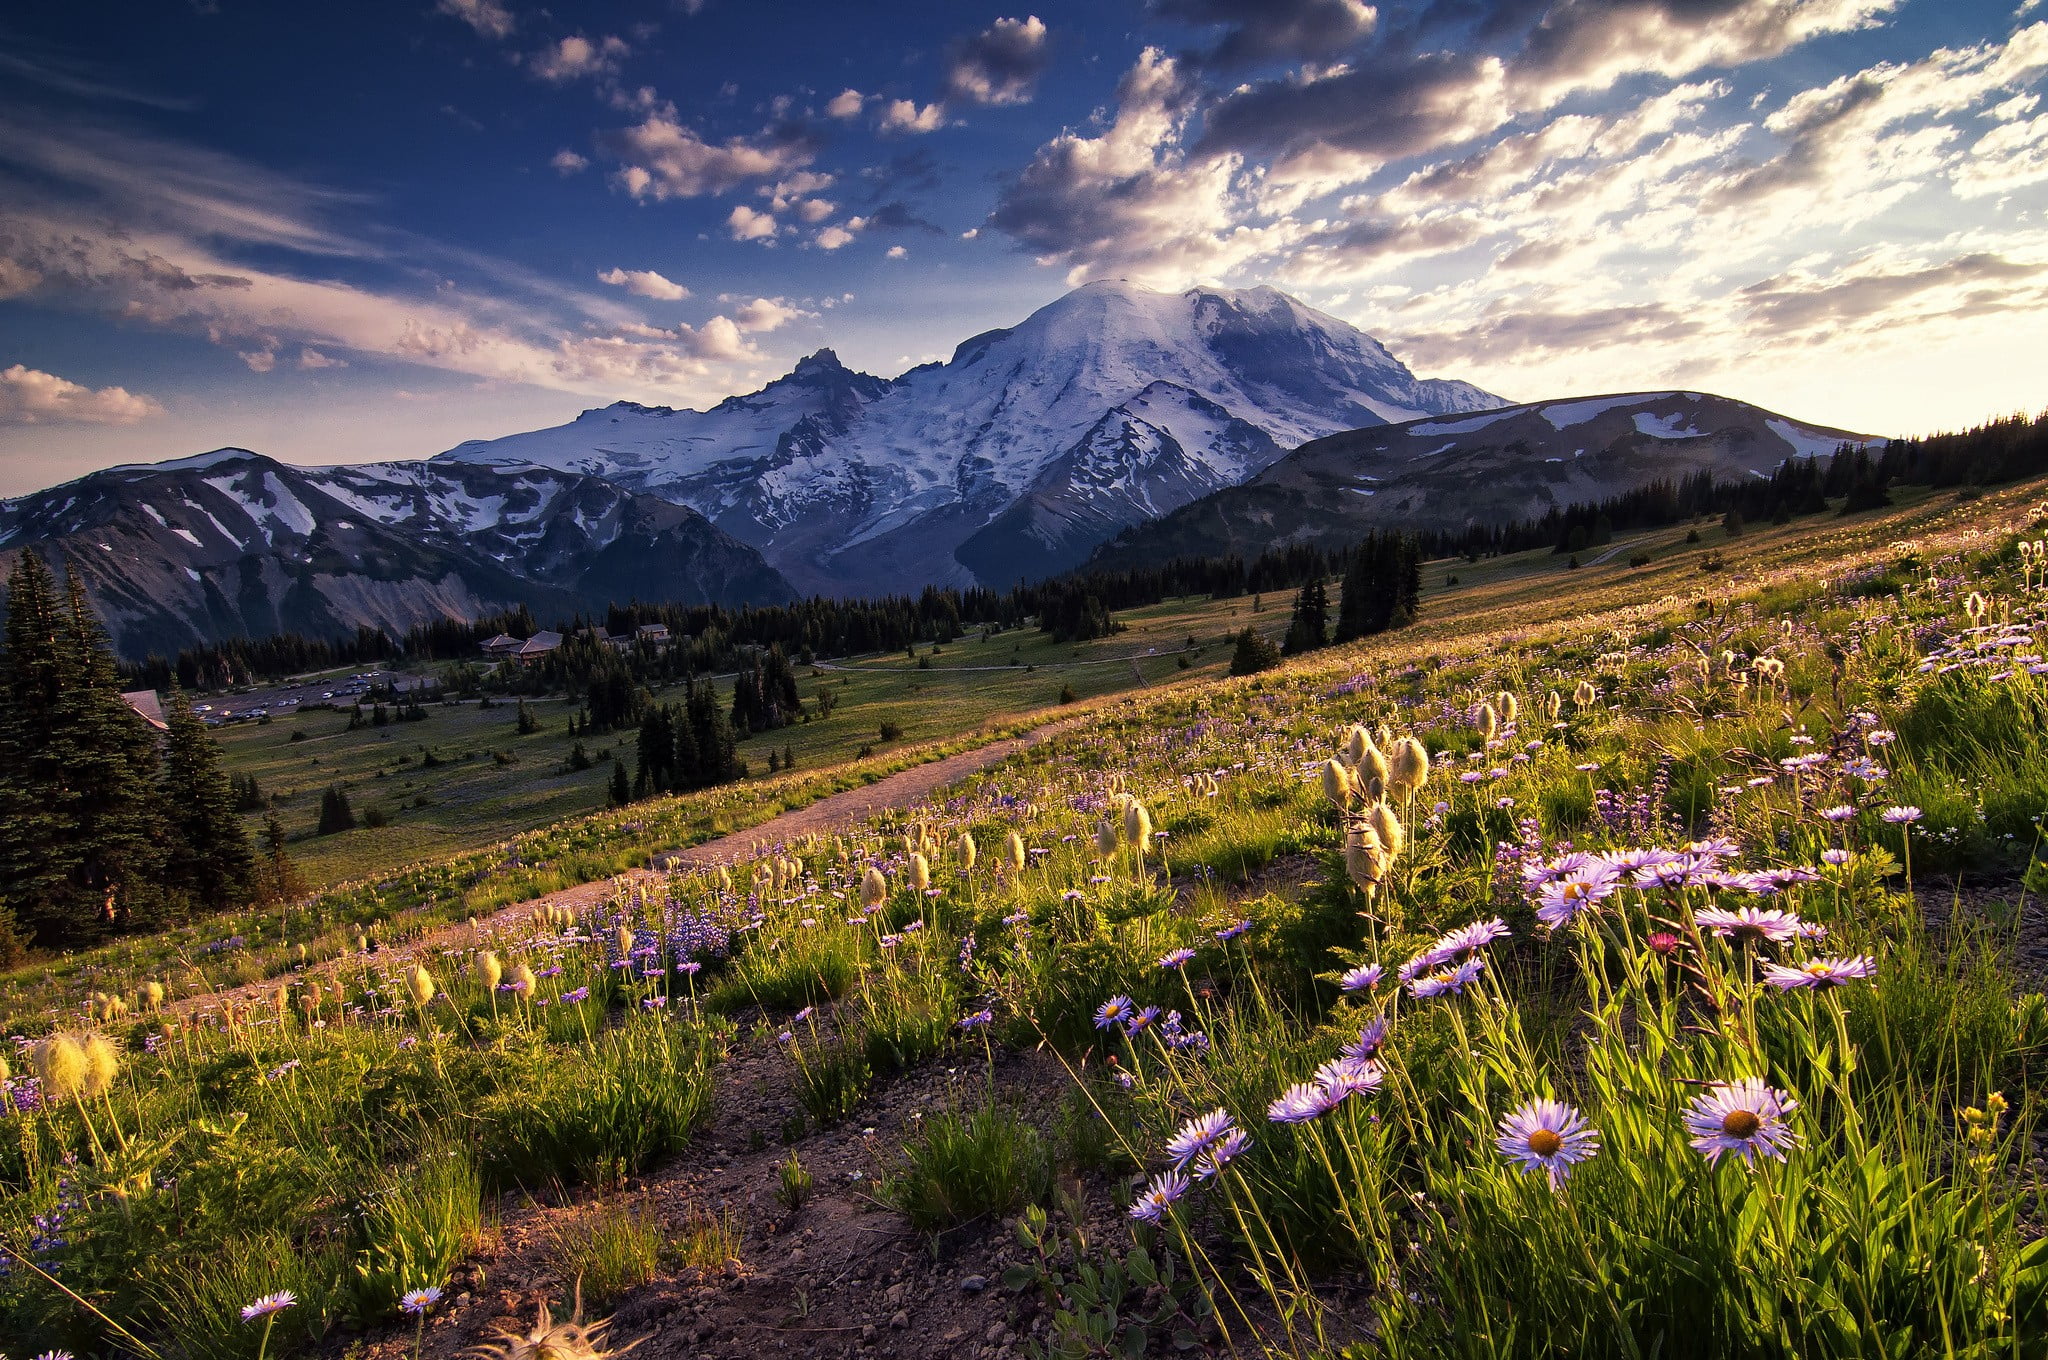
[172, 713, 1091, 1017]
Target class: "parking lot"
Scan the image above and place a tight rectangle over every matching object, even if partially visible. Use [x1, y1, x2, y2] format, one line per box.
[190, 669, 438, 724]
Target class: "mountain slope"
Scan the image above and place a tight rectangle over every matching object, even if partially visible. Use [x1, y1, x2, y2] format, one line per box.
[0, 452, 794, 659]
[1085, 391, 1875, 568]
[438, 281, 1505, 594]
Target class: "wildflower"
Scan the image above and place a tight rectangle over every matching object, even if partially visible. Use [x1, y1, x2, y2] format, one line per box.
[560, 987, 590, 1004]
[1684, 1078, 1800, 1166]
[1165, 1109, 1236, 1166]
[1388, 736, 1430, 793]
[1533, 865, 1618, 929]
[1820, 848, 1852, 866]
[1157, 947, 1197, 971]
[1268, 1058, 1381, 1122]
[1094, 996, 1136, 1030]
[1409, 957, 1485, 1000]
[400, 1285, 444, 1315]
[793, 1006, 815, 1023]
[1880, 805, 1923, 824]
[958, 1008, 994, 1030]
[1341, 1016, 1389, 1062]
[241, 1292, 298, 1321]
[1762, 955, 1876, 990]
[1435, 917, 1511, 958]
[1645, 931, 1681, 956]
[1125, 1006, 1163, 1035]
[1339, 962, 1383, 992]
[1819, 805, 1856, 822]
[1129, 1169, 1189, 1222]
[1695, 906, 1804, 945]
[1193, 1126, 1250, 1179]
[406, 965, 436, 1010]
[1215, 919, 1253, 942]
[1495, 1098, 1601, 1189]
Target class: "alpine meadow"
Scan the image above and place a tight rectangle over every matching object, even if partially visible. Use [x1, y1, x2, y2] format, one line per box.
[1, 3, 2047, 1359]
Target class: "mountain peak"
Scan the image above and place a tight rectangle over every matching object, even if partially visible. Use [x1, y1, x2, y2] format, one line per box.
[793, 347, 846, 375]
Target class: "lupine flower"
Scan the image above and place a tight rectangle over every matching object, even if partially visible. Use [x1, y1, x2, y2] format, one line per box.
[1129, 1169, 1189, 1222]
[400, 1285, 444, 1315]
[1495, 1098, 1601, 1189]
[1338, 963, 1383, 992]
[1880, 805, 1923, 824]
[241, 1292, 297, 1321]
[1094, 996, 1135, 1030]
[1157, 947, 1196, 971]
[1684, 1078, 1800, 1166]
[1695, 906, 1804, 944]
[1762, 955, 1876, 990]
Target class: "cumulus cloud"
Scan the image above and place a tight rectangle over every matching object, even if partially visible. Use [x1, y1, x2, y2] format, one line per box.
[550, 148, 590, 174]
[0, 364, 164, 425]
[945, 15, 1051, 106]
[879, 99, 946, 134]
[825, 88, 866, 119]
[436, 0, 514, 41]
[727, 204, 778, 240]
[731, 296, 808, 331]
[598, 266, 690, 300]
[886, 244, 909, 259]
[527, 34, 629, 84]
[814, 224, 856, 250]
[297, 347, 347, 369]
[600, 112, 817, 199]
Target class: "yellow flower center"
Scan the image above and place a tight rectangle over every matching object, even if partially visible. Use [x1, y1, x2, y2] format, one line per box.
[1526, 1128, 1564, 1157]
[1721, 1109, 1764, 1139]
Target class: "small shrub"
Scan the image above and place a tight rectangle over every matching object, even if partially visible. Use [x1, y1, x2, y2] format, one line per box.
[882, 1101, 1052, 1233]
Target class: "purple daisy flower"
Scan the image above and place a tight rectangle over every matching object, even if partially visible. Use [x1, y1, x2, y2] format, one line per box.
[1125, 1005, 1163, 1035]
[1408, 956, 1485, 999]
[241, 1292, 298, 1322]
[1341, 1016, 1389, 1063]
[1495, 1098, 1601, 1189]
[1534, 866, 1619, 929]
[1165, 1108, 1235, 1166]
[400, 1285, 444, 1315]
[958, 1008, 995, 1029]
[1157, 947, 1197, 971]
[1129, 1169, 1189, 1222]
[1338, 962, 1384, 992]
[1267, 1080, 1340, 1124]
[1880, 805, 1922, 824]
[1192, 1125, 1251, 1179]
[1761, 955, 1876, 990]
[1695, 906, 1804, 944]
[1684, 1078, 1800, 1166]
[1094, 996, 1135, 1030]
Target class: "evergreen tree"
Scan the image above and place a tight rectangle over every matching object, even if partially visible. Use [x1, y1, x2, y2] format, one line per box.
[1282, 579, 1330, 655]
[317, 785, 357, 835]
[609, 758, 631, 806]
[1229, 626, 1281, 676]
[256, 812, 307, 905]
[1333, 533, 1423, 643]
[161, 688, 256, 914]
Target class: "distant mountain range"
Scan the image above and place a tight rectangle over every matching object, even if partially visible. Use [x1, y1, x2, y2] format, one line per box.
[0, 452, 792, 659]
[1084, 390, 1873, 569]
[0, 282, 1875, 658]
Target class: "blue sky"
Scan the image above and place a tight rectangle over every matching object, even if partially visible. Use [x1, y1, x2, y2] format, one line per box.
[1, 0, 2044, 493]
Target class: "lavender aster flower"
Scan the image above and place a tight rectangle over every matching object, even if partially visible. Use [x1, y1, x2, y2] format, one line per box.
[1684, 1078, 1800, 1166]
[1762, 955, 1876, 990]
[241, 1292, 297, 1322]
[1408, 957, 1486, 999]
[1495, 1098, 1601, 1189]
[1165, 1108, 1235, 1166]
[1193, 1125, 1251, 1179]
[1338, 963, 1384, 992]
[1880, 805, 1923, 824]
[1157, 947, 1197, 971]
[1129, 1169, 1189, 1222]
[1695, 906, 1804, 944]
[400, 1285, 443, 1315]
[1094, 996, 1135, 1030]
[1341, 1016, 1389, 1062]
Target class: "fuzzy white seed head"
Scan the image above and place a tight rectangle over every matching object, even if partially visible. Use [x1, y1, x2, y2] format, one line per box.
[1389, 737, 1430, 794]
[861, 866, 888, 909]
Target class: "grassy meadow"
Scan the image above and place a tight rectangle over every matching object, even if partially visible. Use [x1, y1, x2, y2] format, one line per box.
[2, 480, 2045, 1357]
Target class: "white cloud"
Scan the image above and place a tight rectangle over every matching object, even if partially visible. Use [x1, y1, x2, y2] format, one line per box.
[814, 224, 856, 250]
[945, 16, 1051, 107]
[886, 245, 909, 259]
[727, 204, 778, 240]
[825, 88, 866, 119]
[600, 112, 816, 199]
[550, 148, 590, 174]
[435, 0, 515, 41]
[731, 296, 808, 331]
[0, 364, 164, 425]
[297, 347, 347, 369]
[879, 99, 946, 135]
[239, 347, 277, 373]
[528, 34, 629, 84]
[598, 266, 690, 300]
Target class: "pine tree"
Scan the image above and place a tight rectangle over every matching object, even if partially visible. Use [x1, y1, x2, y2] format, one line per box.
[1283, 579, 1329, 655]
[0, 550, 66, 950]
[317, 785, 357, 835]
[161, 688, 256, 914]
[609, 758, 631, 806]
[1229, 626, 1281, 676]
[256, 812, 307, 905]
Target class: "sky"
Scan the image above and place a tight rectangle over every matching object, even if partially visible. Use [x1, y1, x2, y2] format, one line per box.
[1, 0, 2045, 495]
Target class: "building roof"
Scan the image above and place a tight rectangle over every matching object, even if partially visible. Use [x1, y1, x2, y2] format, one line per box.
[121, 689, 169, 731]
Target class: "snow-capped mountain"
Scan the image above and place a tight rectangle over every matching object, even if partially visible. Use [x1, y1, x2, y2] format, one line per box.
[1086, 391, 1875, 568]
[439, 281, 1505, 592]
[0, 451, 794, 659]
